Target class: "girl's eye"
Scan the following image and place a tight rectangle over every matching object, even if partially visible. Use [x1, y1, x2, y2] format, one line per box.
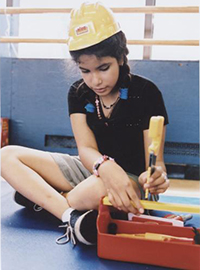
[99, 65, 109, 71]
[81, 69, 90, 74]
[80, 65, 110, 73]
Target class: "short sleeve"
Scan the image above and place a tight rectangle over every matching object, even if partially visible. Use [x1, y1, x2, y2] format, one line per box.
[68, 84, 86, 115]
[142, 81, 169, 130]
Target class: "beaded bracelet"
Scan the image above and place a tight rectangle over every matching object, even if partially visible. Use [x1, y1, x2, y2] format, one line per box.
[93, 155, 114, 177]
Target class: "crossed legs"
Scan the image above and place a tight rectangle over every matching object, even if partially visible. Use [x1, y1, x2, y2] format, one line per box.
[1, 145, 107, 220]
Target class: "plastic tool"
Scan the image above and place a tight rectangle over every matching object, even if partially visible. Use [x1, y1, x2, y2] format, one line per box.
[116, 233, 194, 244]
[145, 116, 165, 200]
[103, 196, 200, 214]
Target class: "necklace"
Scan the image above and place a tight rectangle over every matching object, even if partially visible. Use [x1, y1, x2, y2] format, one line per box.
[100, 95, 120, 110]
[95, 96, 102, 119]
[95, 94, 120, 120]
[94, 88, 128, 121]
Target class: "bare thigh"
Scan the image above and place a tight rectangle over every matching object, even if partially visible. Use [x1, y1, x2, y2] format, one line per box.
[1, 145, 73, 192]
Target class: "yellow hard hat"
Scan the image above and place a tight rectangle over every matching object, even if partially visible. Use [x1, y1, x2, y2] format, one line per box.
[68, 2, 121, 51]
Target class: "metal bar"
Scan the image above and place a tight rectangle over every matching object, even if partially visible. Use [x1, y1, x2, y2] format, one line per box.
[143, 0, 156, 59]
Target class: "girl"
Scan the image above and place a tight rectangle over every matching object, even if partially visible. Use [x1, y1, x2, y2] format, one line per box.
[1, 2, 169, 246]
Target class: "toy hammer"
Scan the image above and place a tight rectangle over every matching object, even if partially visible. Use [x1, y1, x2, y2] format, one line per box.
[145, 116, 164, 200]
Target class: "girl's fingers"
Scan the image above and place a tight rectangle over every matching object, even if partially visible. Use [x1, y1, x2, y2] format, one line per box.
[107, 189, 127, 212]
[138, 171, 147, 186]
[139, 168, 168, 192]
[106, 176, 144, 214]
[120, 192, 138, 213]
[145, 172, 168, 189]
[119, 181, 144, 214]
[126, 189, 144, 214]
[150, 188, 166, 194]
[149, 178, 170, 194]
[107, 190, 118, 209]
[150, 166, 163, 179]
[112, 191, 129, 212]
[108, 188, 142, 214]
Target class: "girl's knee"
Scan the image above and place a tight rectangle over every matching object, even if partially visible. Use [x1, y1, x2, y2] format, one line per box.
[93, 178, 107, 200]
[1, 145, 23, 166]
[85, 176, 107, 203]
[68, 176, 107, 210]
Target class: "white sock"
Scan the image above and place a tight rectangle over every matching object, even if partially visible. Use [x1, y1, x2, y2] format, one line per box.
[62, 208, 74, 223]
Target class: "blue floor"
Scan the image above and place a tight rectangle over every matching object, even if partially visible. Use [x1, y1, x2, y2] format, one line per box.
[1, 180, 200, 270]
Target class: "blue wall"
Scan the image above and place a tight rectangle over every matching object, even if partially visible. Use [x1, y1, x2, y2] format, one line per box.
[1, 58, 199, 165]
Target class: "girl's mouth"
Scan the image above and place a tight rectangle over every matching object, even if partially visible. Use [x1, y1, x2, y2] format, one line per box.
[94, 87, 107, 94]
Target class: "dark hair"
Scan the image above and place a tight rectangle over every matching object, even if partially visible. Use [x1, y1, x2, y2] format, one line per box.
[70, 31, 131, 90]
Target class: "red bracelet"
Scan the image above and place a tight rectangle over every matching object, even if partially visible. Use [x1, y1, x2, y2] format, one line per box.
[93, 155, 114, 177]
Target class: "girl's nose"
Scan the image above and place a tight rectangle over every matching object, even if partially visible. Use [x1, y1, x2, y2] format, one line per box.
[92, 73, 102, 86]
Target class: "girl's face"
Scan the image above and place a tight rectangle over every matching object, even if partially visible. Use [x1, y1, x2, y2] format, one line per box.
[78, 55, 121, 97]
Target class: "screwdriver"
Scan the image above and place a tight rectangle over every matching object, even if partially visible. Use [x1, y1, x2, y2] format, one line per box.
[145, 116, 164, 200]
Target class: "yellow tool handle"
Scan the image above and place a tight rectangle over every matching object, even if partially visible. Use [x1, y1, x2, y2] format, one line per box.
[103, 196, 200, 214]
[145, 166, 152, 199]
[145, 116, 164, 199]
[148, 116, 164, 155]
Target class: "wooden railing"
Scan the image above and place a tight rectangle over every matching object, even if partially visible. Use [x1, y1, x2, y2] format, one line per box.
[0, 6, 199, 46]
[0, 6, 198, 14]
[0, 37, 198, 46]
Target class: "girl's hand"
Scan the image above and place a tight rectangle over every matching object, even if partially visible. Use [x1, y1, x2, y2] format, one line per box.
[139, 166, 169, 195]
[98, 161, 144, 214]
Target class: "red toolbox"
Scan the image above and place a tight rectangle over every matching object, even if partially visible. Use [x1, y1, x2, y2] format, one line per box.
[97, 202, 200, 269]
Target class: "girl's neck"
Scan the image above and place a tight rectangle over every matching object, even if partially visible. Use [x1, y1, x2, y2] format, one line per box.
[100, 88, 119, 104]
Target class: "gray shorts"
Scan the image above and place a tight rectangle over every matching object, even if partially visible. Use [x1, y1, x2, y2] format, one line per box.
[50, 152, 144, 198]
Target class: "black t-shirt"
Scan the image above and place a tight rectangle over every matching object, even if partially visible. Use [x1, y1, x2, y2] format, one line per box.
[68, 74, 169, 176]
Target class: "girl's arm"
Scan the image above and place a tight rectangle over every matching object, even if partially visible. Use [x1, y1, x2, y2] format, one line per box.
[70, 113, 101, 170]
[139, 126, 170, 194]
[70, 113, 144, 214]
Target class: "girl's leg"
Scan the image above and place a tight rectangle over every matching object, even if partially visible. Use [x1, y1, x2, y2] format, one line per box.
[1, 145, 107, 219]
[1, 145, 73, 220]
[67, 175, 107, 210]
